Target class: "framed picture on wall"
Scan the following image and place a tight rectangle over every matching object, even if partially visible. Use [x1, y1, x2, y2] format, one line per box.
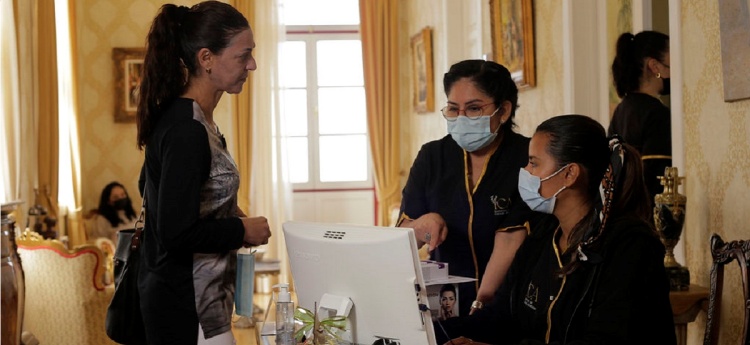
[490, 0, 536, 89]
[112, 47, 145, 123]
[718, 0, 750, 102]
[411, 27, 435, 113]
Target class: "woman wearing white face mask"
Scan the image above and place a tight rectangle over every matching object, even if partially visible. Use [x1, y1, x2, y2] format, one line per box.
[437, 114, 675, 345]
[398, 60, 533, 317]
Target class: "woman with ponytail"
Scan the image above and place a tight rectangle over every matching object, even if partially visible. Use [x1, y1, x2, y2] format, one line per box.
[438, 115, 675, 345]
[136, 2, 271, 344]
[609, 30, 671, 204]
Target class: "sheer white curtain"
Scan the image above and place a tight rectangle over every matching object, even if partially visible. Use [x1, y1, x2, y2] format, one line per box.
[55, 0, 84, 245]
[249, 0, 294, 285]
[0, 0, 21, 204]
[1, 1, 36, 213]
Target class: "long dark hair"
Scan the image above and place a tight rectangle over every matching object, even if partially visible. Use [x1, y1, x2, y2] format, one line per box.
[439, 283, 456, 298]
[443, 60, 519, 133]
[98, 181, 137, 227]
[611, 31, 669, 98]
[136, 1, 249, 149]
[536, 115, 651, 273]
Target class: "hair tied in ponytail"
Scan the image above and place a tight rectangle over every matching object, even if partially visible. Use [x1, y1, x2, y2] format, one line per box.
[176, 5, 189, 24]
[576, 135, 627, 262]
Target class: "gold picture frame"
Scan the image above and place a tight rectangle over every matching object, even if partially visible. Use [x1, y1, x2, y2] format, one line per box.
[490, 0, 536, 89]
[112, 47, 145, 123]
[411, 27, 435, 113]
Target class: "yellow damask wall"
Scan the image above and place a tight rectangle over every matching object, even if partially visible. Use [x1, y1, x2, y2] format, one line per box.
[681, 2, 750, 344]
[511, 0, 564, 137]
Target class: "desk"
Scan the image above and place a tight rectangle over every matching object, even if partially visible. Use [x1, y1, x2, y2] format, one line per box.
[670, 284, 709, 345]
[257, 322, 364, 345]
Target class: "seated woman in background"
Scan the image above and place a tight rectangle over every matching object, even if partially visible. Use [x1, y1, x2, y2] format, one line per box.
[92, 181, 137, 242]
[437, 114, 676, 345]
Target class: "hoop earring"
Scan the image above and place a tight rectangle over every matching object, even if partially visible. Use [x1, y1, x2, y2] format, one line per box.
[206, 67, 211, 74]
[656, 72, 661, 79]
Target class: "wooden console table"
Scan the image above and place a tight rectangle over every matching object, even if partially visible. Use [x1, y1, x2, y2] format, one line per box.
[670, 284, 709, 345]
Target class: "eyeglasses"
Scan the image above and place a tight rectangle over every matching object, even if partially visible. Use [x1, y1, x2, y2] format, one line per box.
[441, 103, 499, 121]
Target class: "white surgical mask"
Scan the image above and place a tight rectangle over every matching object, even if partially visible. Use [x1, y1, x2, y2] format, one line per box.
[517, 164, 569, 214]
[447, 110, 500, 152]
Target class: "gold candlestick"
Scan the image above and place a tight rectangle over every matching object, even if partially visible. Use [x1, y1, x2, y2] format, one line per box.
[653, 167, 689, 291]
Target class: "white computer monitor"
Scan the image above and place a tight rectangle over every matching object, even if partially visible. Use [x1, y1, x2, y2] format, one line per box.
[283, 221, 437, 345]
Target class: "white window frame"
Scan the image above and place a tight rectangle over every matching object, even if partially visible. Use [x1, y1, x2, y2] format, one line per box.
[284, 25, 373, 191]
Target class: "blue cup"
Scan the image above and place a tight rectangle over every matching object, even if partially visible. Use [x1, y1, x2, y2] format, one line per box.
[235, 250, 256, 317]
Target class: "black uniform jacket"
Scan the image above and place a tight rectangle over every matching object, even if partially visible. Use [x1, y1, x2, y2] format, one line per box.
[437, 215, 676, 345]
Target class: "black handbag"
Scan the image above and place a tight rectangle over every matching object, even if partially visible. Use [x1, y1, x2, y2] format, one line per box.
[105, 193, 147, 344]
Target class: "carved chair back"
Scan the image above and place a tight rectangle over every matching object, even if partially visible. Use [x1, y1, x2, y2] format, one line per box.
[703, 233, 750, 345]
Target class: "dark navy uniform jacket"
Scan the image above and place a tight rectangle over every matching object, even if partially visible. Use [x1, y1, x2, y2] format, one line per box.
[399, 131, 532, 316]
[608, 92, 672, 201]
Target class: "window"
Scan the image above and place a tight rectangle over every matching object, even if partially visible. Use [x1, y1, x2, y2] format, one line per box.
[280, 1, 370, 190]
[280, 1, 374, 225]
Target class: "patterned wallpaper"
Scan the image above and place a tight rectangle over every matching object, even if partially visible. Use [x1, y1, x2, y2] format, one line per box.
[681, 1, 750, 344]
[512, 0, 564, 137]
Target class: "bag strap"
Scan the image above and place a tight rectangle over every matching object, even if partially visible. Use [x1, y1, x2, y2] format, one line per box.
[130, 183, 146, 251]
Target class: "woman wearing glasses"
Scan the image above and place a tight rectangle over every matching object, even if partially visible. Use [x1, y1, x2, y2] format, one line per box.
[609, 30, 671, 203]
[397, 60, 533, 317]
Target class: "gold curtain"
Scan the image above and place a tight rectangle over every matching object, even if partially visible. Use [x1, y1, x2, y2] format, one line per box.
[61, 0, 85, 246]
[37, 1, 60, 219]
[2, 1, 23, 204]
[359, 0, 402, 226]
[231, 0, 255, 214]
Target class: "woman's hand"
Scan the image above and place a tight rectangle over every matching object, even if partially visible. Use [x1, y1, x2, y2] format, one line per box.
[440, 305, 453, 319]
[400, 212, 448, 251]
[240, 216, 271, 246]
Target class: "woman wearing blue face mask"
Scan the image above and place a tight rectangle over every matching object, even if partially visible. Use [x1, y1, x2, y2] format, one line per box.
[437, 114, 675, 345]
[398, 60, 533, 317]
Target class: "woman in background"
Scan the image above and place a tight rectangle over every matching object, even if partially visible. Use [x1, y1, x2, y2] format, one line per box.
[136, 2, 271, 344]
[398, 60, 533, 317]
[92, 181, 137, 242]
[609, 30, 671, 203]
[439, 115, 675, 345]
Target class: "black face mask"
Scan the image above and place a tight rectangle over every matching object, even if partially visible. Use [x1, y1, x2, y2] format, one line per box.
[113, 198, 130, 210]
[659, 77, 670, 96]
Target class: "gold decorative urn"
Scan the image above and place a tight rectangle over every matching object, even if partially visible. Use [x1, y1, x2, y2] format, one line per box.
[653, 167, 689, 291]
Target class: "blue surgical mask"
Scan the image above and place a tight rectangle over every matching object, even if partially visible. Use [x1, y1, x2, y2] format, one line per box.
[517, 164, 569, 214]
[235, 250, 256, 317]
[447, 111, 500, 152]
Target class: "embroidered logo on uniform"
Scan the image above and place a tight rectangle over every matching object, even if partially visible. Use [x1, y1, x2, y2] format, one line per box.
[523, 282, 539, 310]
[491, 195, 510, 215]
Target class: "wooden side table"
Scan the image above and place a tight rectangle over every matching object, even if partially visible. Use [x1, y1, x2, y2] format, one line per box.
[669, 284, 709, 345]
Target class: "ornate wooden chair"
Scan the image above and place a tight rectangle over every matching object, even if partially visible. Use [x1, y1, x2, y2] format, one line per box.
[94, 237, 116, 286]
[703, 233, 750, 345]
[16, 230, 116, 345]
